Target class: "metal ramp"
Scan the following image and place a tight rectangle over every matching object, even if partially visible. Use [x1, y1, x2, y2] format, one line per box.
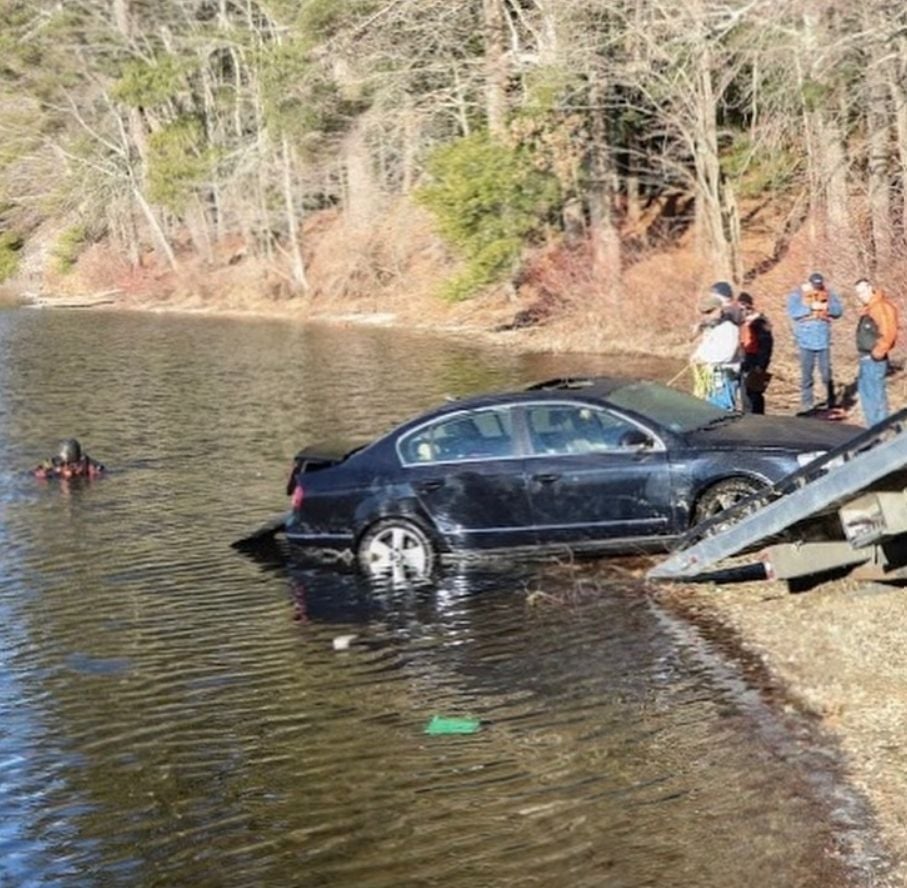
[647, 407, 907, 581]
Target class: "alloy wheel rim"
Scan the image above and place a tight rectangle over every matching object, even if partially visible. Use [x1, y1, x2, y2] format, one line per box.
[365, 526, 429, 581]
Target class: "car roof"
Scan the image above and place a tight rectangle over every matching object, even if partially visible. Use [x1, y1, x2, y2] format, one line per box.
[442, 376, 633, 412]
[407, 376, 638, 425]
[523, 376, 632, 396]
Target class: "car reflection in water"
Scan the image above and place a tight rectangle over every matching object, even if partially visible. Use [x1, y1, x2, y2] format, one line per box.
[248, 538, 538, 627]
[281, 377, 862, 582]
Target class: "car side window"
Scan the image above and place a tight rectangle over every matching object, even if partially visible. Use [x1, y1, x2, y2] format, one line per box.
[526, 404, 642, 455]
[399, 409, 516, 464]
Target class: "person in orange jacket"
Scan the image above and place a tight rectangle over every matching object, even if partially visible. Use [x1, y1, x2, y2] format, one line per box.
[738, 292, 774, 414]
[854, 277, 899, 427]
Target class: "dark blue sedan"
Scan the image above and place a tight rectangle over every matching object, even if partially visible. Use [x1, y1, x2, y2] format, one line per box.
[283, 377, 861, 579]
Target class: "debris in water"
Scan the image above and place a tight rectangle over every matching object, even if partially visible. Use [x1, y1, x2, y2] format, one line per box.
[424, 715, 481, 735]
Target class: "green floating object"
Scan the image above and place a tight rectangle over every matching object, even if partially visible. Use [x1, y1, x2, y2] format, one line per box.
[424, 715, 481, 735]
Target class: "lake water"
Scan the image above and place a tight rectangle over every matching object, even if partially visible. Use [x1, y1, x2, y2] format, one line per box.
[0, 308, 889, 885]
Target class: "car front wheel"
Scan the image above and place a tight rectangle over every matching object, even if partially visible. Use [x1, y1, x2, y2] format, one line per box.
[692, 477, 764, 529]
[357, 518, 436, 582]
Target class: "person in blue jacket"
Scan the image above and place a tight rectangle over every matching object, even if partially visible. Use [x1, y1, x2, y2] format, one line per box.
[786, 272, 843, 411]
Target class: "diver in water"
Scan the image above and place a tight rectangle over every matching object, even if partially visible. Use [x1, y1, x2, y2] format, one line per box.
[33, 438, 105, 480]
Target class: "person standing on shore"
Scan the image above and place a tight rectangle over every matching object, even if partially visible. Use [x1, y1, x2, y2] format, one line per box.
[738, 292, 774, 414]
[786, 272, 843, 412]
[691, 294, 741, 410]
[854, 277, 899, 427]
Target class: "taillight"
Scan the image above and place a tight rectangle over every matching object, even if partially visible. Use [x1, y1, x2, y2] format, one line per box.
[291, 484, 304, 511]
[286, 456, 303, 495]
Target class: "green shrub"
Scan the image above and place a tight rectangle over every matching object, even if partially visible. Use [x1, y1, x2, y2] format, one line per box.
[416, 133, 560, 300]
[722, 133, 797, 198]
[147, 117, 218, 212]
[0, 232, 22, 282]
[52, 225, 88, 274]
[112, 55, 193, 108]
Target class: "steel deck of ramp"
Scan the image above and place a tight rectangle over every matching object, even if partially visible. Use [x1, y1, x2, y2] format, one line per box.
[647, 408, 907, 581]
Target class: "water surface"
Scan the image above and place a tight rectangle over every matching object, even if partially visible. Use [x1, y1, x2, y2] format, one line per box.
[0, 308, 886, 885]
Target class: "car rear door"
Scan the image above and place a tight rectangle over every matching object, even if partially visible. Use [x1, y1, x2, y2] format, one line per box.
[522, 402, 677, 545]
[398, 406, 534, 549]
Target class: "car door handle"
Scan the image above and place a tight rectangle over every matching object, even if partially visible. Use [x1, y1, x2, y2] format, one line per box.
[532, 473, 561, 484]
[417, 480, 444, 493]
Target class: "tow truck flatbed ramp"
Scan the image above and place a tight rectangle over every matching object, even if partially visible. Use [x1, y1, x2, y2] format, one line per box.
[647, 408, 907, 581]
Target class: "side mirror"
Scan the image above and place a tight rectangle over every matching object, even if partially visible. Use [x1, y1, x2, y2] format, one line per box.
[619, 429, 653, 450]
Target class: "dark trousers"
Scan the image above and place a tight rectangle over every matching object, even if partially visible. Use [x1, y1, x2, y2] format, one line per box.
[740, 358, 768, 414]
[798, 347, 834, 410]
[740, 378, 765, 414]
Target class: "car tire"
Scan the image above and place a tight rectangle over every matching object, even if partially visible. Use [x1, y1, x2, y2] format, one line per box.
[357, 518, 436, 582]
[692, 477, 764, 529]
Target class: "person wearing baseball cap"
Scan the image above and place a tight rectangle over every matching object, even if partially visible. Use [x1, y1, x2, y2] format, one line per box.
[709, 280, 745, 325]
[786, 271, 843, 411]
[691, 291, 742, 410]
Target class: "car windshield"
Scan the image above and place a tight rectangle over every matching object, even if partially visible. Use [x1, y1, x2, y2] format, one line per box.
[606, 381, 733, 433]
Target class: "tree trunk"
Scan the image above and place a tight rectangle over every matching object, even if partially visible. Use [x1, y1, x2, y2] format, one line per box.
[587, 75, 621, 299]
[819, 108, 851, 249]
[187, 197, 214, 264]
[112, 0, 132, 40]
[401, 94, 419, 195]
[625, 134, 643, 233]
[281, 136, 308, 293]
[132, 184, 178, 269]
[691, 36, 733, 278]
[344, 119, 379, 229]
[794, 51, 820, 250]
[887, 43, 907, 241]
[534, 0, 562, 67]
[800, 11, 851, 254]
[482, 0, 508, 138]
[867, 69, 892, 266]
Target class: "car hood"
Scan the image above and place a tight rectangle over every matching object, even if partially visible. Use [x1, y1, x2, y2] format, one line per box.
[683, 414, 863, 452]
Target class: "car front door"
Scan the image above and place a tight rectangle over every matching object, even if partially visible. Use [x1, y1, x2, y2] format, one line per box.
[397, 407, 534, 550]
[522, 402, 677, 546]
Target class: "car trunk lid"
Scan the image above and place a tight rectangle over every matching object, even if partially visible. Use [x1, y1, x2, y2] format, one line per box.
[285, 440, 366, 494]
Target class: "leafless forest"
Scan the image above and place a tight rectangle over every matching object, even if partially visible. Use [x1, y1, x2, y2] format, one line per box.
[2, 0, 907, 307]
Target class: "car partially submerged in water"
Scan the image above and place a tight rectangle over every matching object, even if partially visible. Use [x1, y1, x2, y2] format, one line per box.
[280, 377, 862, 579]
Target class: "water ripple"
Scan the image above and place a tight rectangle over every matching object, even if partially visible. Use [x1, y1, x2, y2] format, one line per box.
[0, 310, 886, 886]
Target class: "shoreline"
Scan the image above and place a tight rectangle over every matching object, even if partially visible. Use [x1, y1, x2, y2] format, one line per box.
[651, 578, 895, 884]
[14, 286, 694, 362]
[18, 290, 905, 880]
[656, 576, 907, 883]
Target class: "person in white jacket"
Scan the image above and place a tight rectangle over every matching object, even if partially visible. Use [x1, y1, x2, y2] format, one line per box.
[692, 294, 742, 410]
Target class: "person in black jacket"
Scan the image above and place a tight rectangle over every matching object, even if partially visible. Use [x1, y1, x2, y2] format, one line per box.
[738, 292, 774, 414]
[33, 438, 105, 480]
